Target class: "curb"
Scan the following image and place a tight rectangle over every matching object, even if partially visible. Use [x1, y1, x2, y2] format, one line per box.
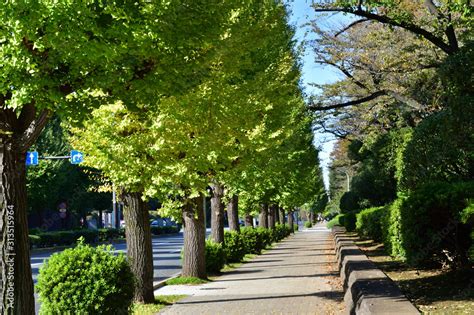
[153, 272, 182, 290]
[331, 226, 420, 315]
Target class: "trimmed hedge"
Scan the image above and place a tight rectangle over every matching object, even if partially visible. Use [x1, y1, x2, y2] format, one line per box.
[327, 213, 356, 231]
[98, 228, 125, 242]
[351, 181, 474, 268]
[205, 240, 226, 274]
[29, 226, 179, 249]
[396, 181, 474, 267]
[205, 224, 293, 274]
[29, 230, 98, 248]
[355, 206, 389, 242]
[150, 226, 180, 235]
[224, 231, 247, 263]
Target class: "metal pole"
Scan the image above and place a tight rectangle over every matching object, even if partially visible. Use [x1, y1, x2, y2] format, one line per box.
[112, 185, 119, 229]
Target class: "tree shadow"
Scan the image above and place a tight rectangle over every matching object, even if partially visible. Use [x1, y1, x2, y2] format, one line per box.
[175, 290, 344, 305]
[395, 269, 474, 305]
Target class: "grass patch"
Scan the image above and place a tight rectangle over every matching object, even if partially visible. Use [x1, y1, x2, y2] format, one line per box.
[221, 262, 243, 272]
[132, 295, 185, 315]
[165, 276, 209, 285]
[243, 253, 257, 261]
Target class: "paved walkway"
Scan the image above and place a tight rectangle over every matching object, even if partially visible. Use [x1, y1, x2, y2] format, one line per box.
[157, 225, 345, 315]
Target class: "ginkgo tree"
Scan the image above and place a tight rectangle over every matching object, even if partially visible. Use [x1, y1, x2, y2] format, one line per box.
[72, 0, 308, 289]
[0, 0, 235, 312]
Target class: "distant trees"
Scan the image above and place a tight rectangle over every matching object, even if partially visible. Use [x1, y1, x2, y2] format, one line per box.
[312, 1, 473, 267]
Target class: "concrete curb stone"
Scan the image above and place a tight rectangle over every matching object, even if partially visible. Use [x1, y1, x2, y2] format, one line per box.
[331, 226, 420, 315]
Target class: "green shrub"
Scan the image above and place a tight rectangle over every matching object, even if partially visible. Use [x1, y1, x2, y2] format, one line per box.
[339, 191, 360, 213]
[223, 231, 246, 263]
[327, 214, 343, 229]
[37, 240, 135, 314]
[273, 224, 291, 241]
[98, 228, 124, 242]
[255, 227, 273, 248]
[386, 197, 406, 258]
[29, 235, 41, 247]
[397, 181, 474, 267]
[33, 230, 98, 247]
[205, 239, 226, 274]
[150, 226, 179, 235]
[304, 221, 312, 228]
[327, 213, 356, 231]
[240, 227, 261, 254]
[356, 206, 389, 242]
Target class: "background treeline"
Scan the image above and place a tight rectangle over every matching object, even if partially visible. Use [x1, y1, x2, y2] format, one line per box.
[312, 1, 473, 268]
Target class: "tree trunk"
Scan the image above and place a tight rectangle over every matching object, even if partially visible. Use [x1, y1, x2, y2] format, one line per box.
[123, 192, 154, 304]
[310, 211, 314, 225]
[268, 204, 276, 229]
[288, 210, 294, 233]
[245, 213, 253, 227]
[279, 207, 285, 224]
[275, 206, 280, 225]
[259, 203, 268, 228]
[182, 196, 206, 279]
[210, 183, 225, 243]
[226, 195, 240, 233]
[0, 142, 35, 314]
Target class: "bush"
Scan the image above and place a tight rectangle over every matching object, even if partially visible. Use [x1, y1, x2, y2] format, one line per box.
[29, 234, 41, 247]
[98, 228, 124, 242]
[150, 226, 179, 235]
[273, 224, 292, 241]
[256, 227, 273, 248]
[356, 206, 390, 242]
[223, 231, 246, 263]
[326, 213, 356, 231]
[37, 239, 135, 314]
[34, 230, 98, 247]
[396, 181, 474, 267]
[339, 191, 360, 213]
[205, 239, 226, 274]
[304, 221, 312, 228]
[240, 227, 262, 254]
[386, 197, 406, 258]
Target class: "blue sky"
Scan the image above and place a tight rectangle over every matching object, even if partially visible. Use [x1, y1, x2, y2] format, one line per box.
[285, 0, 352, 189]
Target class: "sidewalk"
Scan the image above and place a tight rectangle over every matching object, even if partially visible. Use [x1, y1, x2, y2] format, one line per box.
[156, 224, 346, 315]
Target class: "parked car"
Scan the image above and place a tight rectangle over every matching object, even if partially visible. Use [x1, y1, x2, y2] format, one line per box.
[150, 218, 165, 227]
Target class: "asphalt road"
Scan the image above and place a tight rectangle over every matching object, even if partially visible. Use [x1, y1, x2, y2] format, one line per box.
[32, 232, 186, 314]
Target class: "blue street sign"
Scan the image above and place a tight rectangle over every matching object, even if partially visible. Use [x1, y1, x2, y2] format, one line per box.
[26, 151, 39, 166]
[70, 150, 84, 164]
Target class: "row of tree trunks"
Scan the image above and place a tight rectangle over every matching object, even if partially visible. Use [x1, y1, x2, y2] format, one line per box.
[0, 141, 35, 314]
[123, 192, 154, 303]
[288, 209, 294, 233]
[210, 183, 225, 244]
[275, 206, 280, 225]
[226, 194, 240, 233]
[182, 196, 206, 279]
[258, 203, 268, 228]
[245, 213, 253, 227]
[279, 206, 285, 224]
[268, 204, 277, 229]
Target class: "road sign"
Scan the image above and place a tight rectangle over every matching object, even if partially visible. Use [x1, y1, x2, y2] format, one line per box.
[70, 150, 84, 164]
[26, 151, 39, 166]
